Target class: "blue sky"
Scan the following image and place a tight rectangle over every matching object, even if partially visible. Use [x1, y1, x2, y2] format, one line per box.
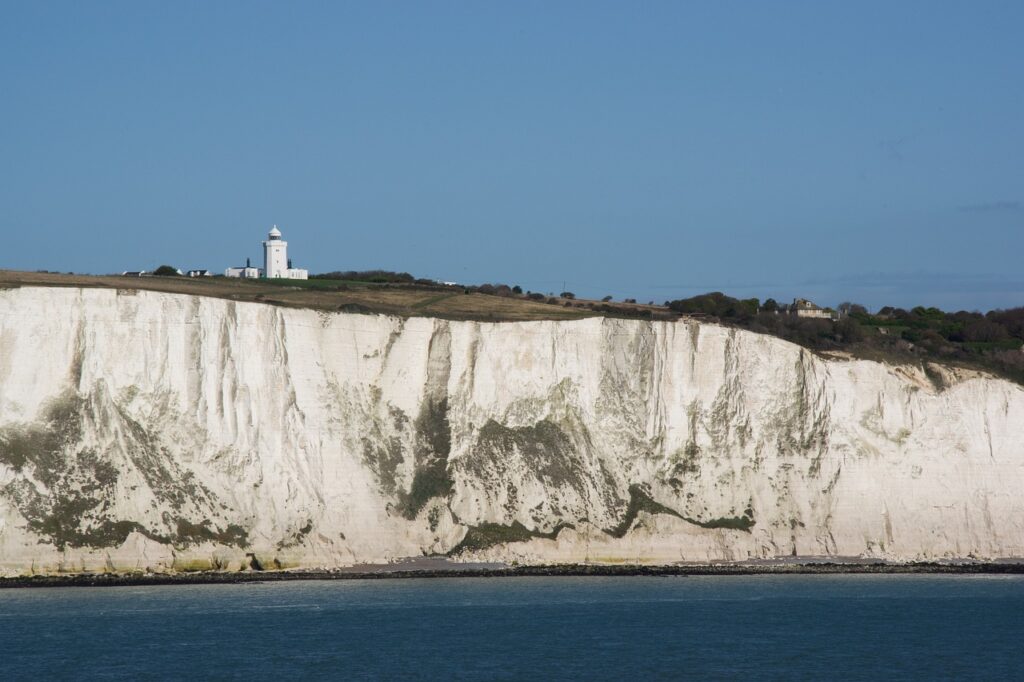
[2, 1, 1021, 311]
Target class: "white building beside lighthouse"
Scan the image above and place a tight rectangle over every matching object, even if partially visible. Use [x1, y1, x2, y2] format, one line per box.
[263, 225, 308, 279]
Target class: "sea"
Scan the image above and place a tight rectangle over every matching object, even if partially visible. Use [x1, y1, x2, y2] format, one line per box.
[2, 574, 1023, 680]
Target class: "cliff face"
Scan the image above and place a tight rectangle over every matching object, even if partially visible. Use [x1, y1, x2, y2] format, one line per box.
[1, 287, 1022, 575]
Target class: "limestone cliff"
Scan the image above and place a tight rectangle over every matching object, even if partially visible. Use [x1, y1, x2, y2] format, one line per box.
[0, 286, 1022, 576]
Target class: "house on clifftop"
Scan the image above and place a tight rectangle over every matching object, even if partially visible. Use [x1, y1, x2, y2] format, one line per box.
[791, 298, 837, 320]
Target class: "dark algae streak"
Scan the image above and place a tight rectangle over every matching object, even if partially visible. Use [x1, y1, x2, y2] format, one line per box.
[451, 521, 574, 554]
[606, 484, 755, 538]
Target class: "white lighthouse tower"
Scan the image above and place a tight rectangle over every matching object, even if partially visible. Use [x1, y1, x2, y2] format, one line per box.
[263, 225, 288, 278]
[260, 225, 309, 280]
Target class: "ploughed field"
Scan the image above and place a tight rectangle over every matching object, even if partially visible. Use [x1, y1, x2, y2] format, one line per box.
[0, 270, 671, 322]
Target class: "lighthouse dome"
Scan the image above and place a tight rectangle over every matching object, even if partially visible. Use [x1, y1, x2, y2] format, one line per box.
[268, 225, 282, 238]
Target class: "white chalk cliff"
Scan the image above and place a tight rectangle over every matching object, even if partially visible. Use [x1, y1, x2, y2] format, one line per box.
[0, 286, 1022, 576]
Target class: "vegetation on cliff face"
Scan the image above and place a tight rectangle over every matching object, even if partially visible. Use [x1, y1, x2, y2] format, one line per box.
[396, 398, 453, 520]
[0, 391, 249, 550]
[450, 520, 573, 554]
[665, 292, 1024, 385]
[607, 484, 755, 538]
[448, 483, 757, 556]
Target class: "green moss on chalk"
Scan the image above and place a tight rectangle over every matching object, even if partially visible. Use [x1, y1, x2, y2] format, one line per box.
[397, 398, 453, 519]
[606, 484, 683, 538]
[451, 520, 573, 554]
[605, 484, 756, 538]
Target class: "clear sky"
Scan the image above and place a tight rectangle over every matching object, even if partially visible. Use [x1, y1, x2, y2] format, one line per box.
[2, 1, 1021, 311]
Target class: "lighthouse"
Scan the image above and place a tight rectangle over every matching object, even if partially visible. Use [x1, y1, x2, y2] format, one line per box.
[260, 225, 309, 280]
[263, 225, 288, 278]
[225, 226, 309, 279]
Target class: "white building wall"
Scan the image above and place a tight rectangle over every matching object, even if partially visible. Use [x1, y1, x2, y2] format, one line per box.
[224, 267, 262, 279]
[795, 308, 833, 319]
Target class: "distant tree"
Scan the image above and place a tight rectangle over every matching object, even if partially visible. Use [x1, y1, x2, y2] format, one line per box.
[560, 291, 575, 299]
[153, 265, 180, 276]
[963, 318, 1009, 343]
[835, 317, 864, 343]
[837, 301, 869, 316]
[527, 292, 545, 301]
[602, 295, 613, 302]
[763, 298, 779, 313]
[512, 285, 523, 294]
[624, 298, 637, 304]
[989, 307, 1024, 339]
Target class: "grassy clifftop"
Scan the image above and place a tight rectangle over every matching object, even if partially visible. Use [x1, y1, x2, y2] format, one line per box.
[0, 270, 668, 323]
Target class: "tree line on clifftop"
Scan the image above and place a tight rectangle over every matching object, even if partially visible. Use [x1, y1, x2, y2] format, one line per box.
[664, 291, 1024, 386]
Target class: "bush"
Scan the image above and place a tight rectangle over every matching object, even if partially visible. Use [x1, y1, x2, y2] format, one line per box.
[667, 292, 759, 320]
[560, 291, 575, 299]
[314, 270, 415, 284]
[152, 265, 180, 276]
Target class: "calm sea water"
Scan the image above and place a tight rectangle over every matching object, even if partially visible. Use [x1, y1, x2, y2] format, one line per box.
[2, 575, 1023, 680]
